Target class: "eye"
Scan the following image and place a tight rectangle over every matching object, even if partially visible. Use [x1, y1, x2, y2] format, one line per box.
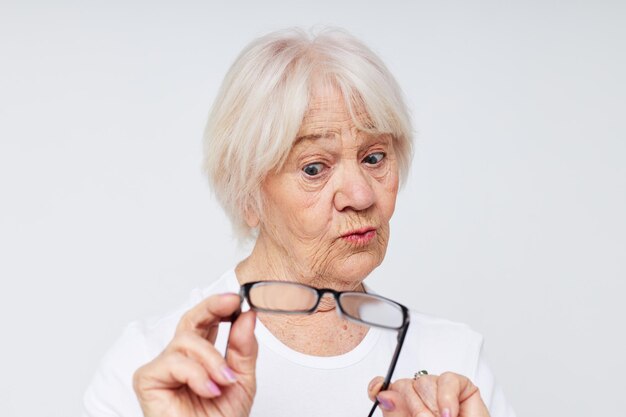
[302, 162, 325, 177]
[363, 152, 385, 165]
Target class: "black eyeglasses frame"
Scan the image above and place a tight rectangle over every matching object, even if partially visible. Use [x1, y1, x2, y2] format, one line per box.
[237, 280, 410, 417]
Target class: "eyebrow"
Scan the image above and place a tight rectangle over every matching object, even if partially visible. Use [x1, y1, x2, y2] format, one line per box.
[294, 131, 392, 148]
[293, 133, 335, 144]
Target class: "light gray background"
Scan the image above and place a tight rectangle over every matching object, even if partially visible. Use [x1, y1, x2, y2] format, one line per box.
[1, 1, 624, 416]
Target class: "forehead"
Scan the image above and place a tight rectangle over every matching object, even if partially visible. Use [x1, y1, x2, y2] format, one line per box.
[298, 84, 372, 133]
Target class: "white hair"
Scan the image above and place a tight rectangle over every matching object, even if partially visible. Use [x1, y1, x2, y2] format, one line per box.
[203, 27, 414, 240]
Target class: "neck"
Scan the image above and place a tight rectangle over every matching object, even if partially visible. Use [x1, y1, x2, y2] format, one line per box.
[235, 233, 369, 356]
[235, 232, 301, 284]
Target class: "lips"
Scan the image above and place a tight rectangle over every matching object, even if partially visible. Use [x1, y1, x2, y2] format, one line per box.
[341, 227, 377, 244]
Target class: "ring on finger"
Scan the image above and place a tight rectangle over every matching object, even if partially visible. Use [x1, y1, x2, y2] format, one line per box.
[413, 370, 429, 380]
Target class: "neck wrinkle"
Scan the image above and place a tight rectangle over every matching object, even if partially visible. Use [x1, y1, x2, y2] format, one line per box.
[235, 234, 370, 356]
[236, 231, 301, 285]
[237, 231, 368, 292]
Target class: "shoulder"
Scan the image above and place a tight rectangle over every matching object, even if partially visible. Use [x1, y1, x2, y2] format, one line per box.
[409, 310, 483, 349]
[82, 268, 239, 417]
[398, 310, 484, 380]
[116, 268, 238, 354]
[398, 311, 517, 417]
[119, 268, 239, 356]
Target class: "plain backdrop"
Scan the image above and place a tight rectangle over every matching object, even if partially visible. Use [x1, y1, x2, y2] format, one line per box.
[1, 1, 624, 416]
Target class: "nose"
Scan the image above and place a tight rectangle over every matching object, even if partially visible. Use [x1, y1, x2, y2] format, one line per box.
[333, 161, 376, 212]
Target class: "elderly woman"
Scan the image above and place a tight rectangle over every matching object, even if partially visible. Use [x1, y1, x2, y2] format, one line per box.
[83, 28, 515, 417]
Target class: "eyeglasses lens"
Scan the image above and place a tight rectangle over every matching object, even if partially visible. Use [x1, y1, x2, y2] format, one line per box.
[339, 293, 404, 329]
[248, 282, 318, 312]
[248, 283, 404, 329]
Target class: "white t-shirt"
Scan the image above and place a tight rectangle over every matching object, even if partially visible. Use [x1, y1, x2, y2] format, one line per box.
[82, 269, 516, 417]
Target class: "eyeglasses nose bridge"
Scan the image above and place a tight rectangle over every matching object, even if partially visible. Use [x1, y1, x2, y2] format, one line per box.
[313, 288, 348, 315]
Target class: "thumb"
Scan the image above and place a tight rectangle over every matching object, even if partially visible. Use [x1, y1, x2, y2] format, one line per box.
[225, 310, 258, 377]
[375, 389, 412, 417]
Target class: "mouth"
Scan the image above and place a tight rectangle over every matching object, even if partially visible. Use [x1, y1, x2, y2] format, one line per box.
[340, 227, 377, 245]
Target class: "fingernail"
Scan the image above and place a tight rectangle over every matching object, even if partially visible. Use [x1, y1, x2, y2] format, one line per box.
[377, 395, 395, 411]
[206, 379, 221, 396]
[442, 408, 451, 417]
[221, 365, 237, 383]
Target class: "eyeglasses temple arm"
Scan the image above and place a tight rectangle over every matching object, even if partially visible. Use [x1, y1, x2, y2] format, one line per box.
[367, 317, 410, 417]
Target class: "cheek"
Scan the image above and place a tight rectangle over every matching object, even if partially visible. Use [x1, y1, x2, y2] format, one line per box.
[269, 183, 334, 240]
[378, 173, 400, 221]
[296, 188, 335, 237]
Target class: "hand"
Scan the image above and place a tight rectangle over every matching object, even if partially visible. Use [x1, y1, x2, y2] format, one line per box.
[133, 293, 258, 417]
[368, 372, 490, 417]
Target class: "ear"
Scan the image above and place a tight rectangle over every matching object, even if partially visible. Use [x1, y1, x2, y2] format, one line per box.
[244, 206, 260, 229]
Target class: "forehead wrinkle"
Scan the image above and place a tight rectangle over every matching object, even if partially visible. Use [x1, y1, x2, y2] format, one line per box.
[301, 105, 371, 123]
[293, 127, 390, 151]
[300, 103, 376, 150]
[300, 111, 352, 130]
[298, 112, 370, 140]
[294, 133, 334, 143]
[294, 92, 381, 152]
[303, 93, 372, 125]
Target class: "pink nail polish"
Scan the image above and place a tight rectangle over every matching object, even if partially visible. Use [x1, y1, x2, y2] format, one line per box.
[206, 380, 222, 396]
[442, 408, 451, 417]
[222, 366, 237, 382]
[377, 395, 394, 411]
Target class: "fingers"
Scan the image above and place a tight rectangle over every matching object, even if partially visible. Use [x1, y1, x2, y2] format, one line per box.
[135, 294, 255, 400]
[369, 377, 436, 417]
[412, 372, 489, 417]
[167, 330, 239, 386]
[134, 352, 223, 400]
[225, 310, 258, 376]
[176, 293, 242, 341]
[435, 372, 488, 417]
[135, 329, 242, 402]
[367, 376, 385, 401]
[375, 389, 412, 416]
[368, 373, 488, 417]
[173, 296, 257, 387]
[412, 375, 442, 414]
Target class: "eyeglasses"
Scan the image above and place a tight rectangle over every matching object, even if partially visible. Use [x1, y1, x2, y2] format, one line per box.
[238, 281, 410, 417]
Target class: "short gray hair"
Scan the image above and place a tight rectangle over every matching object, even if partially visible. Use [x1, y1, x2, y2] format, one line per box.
[203, 27, 414, 240]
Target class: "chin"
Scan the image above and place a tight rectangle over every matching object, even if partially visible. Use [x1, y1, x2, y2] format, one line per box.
[334, 251, 384, 286]
[306, 233, 389, 289]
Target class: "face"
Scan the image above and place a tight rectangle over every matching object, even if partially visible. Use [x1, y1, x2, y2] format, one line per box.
[253, 86, 400, 289]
